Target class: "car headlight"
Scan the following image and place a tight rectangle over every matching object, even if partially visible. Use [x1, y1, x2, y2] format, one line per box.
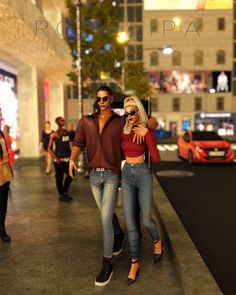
[195, 146, 202, 151]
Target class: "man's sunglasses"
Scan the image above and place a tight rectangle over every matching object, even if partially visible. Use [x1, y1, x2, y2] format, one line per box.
[124, 109, 138, 118]
[96, 96, 109, 103]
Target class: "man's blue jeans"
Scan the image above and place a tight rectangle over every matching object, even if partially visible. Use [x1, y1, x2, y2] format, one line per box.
[90, 169, 120, 258]
[121, 162, 159, 260]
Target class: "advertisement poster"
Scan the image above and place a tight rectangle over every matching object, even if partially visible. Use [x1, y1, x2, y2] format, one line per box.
[212, 71, 231, 92]
[148, 71, 211, 94]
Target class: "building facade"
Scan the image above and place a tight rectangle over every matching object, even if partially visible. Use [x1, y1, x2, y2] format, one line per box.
[118, 0, 143, 62]
[0, 0, 72, 157]
[118, 0, 234, 136]
[143, 4, 233, 136]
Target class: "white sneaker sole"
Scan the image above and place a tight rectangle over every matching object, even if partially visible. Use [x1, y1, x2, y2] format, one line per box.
[95, 271, 113, 287]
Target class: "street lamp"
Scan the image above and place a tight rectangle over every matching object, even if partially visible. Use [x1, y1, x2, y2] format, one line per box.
[116, 31, 129, 93]
[74, 0, 83, 118]
[162, 46, 173, 55]
[114, 61, 125, 92]
[145, 45, 173, 55]
[74, 0, 85, 173]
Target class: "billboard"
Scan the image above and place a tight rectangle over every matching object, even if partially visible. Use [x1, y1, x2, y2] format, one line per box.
[148, 71, 211, 94]
[144, 0, 232, 10]
[212, 71, 231, 92]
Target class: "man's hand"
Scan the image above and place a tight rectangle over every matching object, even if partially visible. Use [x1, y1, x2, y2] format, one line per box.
[147, 117, 158, 129]
[69, 146, 81, 178]
[55, 158, 61, 165]
[69, 159, 77, 178]
[132, 123, 148, 143]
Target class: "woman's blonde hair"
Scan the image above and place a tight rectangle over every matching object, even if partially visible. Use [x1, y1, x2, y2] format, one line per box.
[123, 96, 148, 134]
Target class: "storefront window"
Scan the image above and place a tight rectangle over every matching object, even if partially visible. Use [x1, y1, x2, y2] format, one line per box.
[0, 70, 19, 140]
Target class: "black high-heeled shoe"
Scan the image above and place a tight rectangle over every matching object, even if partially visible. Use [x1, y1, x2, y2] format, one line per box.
[127, 260, 140, 285]
[153, 239, 162, 263]
[0, 232, 11, 243]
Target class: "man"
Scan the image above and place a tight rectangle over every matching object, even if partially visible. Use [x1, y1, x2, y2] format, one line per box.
[48, 117, 74, 203]
[69, 86, 157, 286]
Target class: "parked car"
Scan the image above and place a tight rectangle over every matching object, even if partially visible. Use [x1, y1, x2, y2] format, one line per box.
[177, 131, 234, 164]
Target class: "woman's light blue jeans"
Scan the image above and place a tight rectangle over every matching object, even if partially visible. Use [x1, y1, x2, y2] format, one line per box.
[121, 162, 159, 260]
[89, 169, 120, 258]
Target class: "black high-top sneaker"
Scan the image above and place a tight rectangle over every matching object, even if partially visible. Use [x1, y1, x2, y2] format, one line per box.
[113, 232, 125, 256]
[95, 257, 113, 287]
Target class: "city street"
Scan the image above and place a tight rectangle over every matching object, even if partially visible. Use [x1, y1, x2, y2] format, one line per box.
[1, 0, 236, 294]
[0, 159, 182, 295]
[154, 150, 236, 295]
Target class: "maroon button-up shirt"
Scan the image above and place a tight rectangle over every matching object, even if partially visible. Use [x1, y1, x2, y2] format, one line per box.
[73, 112, 125, 174]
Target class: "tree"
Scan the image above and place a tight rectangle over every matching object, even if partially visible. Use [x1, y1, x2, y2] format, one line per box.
[124, 62, 151, 98]
[65, 0, 124, 91]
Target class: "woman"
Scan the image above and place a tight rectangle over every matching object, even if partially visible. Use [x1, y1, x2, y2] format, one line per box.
[3, 125, 15, 166]
[0, 130, 13, 242]
[40, 121, 53, 174]
[121, 96, 162, 285]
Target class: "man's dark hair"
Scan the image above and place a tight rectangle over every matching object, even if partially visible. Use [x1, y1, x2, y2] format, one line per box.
[55, 116, 63, 124]
[96, 85, 113, 96]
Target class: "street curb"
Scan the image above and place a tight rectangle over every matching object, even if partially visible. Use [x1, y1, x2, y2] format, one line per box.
[152, 176, 223, 295]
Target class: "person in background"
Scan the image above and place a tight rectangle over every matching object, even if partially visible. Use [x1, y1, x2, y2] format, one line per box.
[40, 121, 53, 174]
[3, 125, 15, 166]
[121, 96, 162, 285]
[48, 117, 74, 203]
[0, 130, 13, 242]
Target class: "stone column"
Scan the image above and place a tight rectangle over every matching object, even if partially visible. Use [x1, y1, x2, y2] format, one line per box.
[50, 82, 65, 130]
[17, 65, 45, 157]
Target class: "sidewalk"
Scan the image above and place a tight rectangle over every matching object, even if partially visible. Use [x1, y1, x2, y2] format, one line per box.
[0, 159, 182, 295]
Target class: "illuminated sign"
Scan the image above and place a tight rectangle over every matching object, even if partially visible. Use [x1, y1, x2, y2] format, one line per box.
[200, 113, 231, 118]
[0, 69, 19, 139]
[144, 0, 232, 10]
[195, 112, 236, 135]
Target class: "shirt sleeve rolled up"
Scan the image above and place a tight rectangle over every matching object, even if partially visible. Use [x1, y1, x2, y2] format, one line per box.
[73, 117, 86, 149]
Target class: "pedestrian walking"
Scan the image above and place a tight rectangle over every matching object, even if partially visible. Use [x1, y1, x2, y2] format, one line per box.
[3, 125, 15, 166]
[40, 121, 53, 174]
[69, 85, 157, 287]
[48, 117, 74, 202]
[0, 130, 13, 242]
[121, 96, 162, 285]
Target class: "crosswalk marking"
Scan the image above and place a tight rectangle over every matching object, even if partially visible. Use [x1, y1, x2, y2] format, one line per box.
[157, 144, 178, 152]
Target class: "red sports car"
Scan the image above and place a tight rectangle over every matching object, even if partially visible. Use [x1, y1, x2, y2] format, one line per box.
[177, 131, 234, 164]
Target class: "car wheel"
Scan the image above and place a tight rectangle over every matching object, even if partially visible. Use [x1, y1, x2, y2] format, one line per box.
[188, 150, 194, 165]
